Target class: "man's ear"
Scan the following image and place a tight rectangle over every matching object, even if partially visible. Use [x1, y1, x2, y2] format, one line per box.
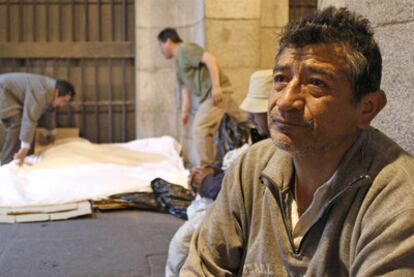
[357, 90, 387, 129]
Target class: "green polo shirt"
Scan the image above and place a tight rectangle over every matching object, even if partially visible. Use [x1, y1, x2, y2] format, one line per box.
[176, 42, 231, 103]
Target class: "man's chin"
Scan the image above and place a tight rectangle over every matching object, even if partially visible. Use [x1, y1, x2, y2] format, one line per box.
[271, 135, 296, 152]
[271, 136, 310, 155]
[273, 140, 296, 152]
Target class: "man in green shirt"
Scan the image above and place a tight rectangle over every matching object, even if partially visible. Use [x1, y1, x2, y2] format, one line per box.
[158, 28, 243, 167]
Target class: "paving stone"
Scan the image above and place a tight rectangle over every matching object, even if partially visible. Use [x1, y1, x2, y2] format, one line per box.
[0, 211, 183, 277]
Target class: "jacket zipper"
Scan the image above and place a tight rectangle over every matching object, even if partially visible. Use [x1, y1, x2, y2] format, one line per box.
[261, 174, 297, 254]
[261, 174, 372, 255]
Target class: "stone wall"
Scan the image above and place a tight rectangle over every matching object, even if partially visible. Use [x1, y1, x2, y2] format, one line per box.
[204, 0, 288, 106]
[135, 0, 289, 165]
[135, 0, 204, 164]
[318, 0, 414, 154]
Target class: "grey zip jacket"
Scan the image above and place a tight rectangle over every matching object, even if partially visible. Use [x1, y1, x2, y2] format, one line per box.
[0, 73, 57, 144]
[181, 127, 414, 276]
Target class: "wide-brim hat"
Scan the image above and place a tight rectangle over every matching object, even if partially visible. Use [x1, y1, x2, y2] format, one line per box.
[239, 69, 273, 113]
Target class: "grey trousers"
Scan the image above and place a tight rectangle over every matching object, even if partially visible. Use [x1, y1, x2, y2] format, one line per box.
[165, 196, 214, 277]
[1, 113, 22, 165]
[192, 91, 245, 167]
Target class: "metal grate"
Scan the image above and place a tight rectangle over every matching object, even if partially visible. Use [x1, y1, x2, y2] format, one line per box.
[289, 0, 317, 22]
[0, 0, 135, 143]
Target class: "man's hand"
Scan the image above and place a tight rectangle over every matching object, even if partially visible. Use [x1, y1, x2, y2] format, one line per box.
[211, 85, 223, 105]
[13, 148, 29, 166]
[181, 111, 189, 126]
[46, 134, 56, 144]
[188, 167, 215, 195]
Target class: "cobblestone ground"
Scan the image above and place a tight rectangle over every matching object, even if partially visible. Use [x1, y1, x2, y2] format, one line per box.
[0, 210, 183, 277]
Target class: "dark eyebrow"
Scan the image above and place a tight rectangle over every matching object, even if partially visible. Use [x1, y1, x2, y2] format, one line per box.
[304, 65, 337, 81]
[273, 65, 290, 73]
[273, 63, 338, 81]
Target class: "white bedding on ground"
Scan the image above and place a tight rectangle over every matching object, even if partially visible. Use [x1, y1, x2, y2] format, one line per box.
[0, 136, 189, 207]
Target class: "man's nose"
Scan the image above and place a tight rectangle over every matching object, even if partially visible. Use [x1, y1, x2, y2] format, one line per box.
[275, 79, 305, 111]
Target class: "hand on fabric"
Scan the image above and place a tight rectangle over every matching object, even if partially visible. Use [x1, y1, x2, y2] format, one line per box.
[211, 85, 223, 105]
[188, 167, 215, 195]
[13, 148, 29, 166]
[46, 134, 56, 144]
[181, 111, 189, 126]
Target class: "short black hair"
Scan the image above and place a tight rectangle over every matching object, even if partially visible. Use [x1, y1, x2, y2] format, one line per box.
[157, 28, 183, 43]
[276, 7, 382, 102]
[55, 80, 75, 98]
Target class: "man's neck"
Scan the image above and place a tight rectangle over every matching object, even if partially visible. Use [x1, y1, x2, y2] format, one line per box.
[171, 43, 180, 58]
[292, 134, 359, 215]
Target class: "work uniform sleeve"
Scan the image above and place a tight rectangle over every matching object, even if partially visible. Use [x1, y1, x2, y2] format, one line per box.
[20, 86, 51, 144]
[176, 72, 184, 87]
[179, 43, 204, 68]
[38, 105, 57, 131]
[180, 155, 248, 276]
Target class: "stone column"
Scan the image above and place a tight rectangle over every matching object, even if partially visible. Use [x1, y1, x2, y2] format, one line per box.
[135, 0, 204, 164]
[318, 0, 414, 154]
[261, 0, 289, 69]
[203, 0, 288, 105]
[135, 0, 290, 165]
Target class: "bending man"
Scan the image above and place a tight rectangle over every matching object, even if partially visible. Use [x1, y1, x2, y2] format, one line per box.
[0, 73, 75, 165]
[158, 28, 244, 167]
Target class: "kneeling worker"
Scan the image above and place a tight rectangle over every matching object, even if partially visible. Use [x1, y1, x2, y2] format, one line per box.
[0, 73, 75, 165]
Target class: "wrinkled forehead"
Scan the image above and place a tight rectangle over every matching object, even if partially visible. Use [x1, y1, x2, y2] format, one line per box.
[274, 43, 352, 75]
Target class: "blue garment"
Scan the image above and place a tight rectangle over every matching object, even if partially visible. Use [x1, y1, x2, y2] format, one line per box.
[199, 172, 225, 200]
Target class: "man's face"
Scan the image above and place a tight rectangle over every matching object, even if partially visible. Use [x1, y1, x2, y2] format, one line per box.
[159, 39, 174, 59]
[53, 94, 71, 108]
[268, 43, 363, 155]
[248, 112, 269, 137]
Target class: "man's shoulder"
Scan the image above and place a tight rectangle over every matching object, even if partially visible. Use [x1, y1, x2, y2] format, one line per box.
[178, 42, 204, 56]
[365, 127, 414, 174]
[240, 139, 279, 170]
[180, 42, 203, 50]
[361, 128, 414, 211]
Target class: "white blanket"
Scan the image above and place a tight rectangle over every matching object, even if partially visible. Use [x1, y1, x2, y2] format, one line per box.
[0, 136, 189, 207]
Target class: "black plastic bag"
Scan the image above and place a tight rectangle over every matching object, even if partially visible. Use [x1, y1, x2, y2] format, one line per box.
[93, 191, 165, 212]
[151, 178, 195, 220]
[214, 113, 251, 165]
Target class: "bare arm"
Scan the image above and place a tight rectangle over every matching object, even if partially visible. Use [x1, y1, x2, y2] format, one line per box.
[201, 51, 223, 105]
[180, 85, 192, 126]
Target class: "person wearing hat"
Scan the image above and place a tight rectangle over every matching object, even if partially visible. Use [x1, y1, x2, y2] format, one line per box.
[165, 69, 273, 277]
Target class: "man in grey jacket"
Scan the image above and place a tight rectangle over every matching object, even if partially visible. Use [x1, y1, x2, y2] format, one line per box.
[0, 73, 75, 165]
[181, 7, 414, 276]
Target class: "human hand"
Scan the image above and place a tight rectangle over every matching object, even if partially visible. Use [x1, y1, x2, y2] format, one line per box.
[46, 134, 56, 144]
[188, 167, 215, 194]
[211, 85, 223, 105]
[187, 170, 197, 194]
[181, 111, 189, 126]
[13, 148, 29, 166]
